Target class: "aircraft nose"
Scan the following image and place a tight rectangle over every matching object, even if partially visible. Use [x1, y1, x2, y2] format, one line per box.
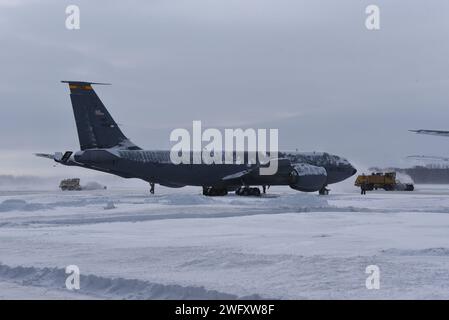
[351, 166, 357, 176]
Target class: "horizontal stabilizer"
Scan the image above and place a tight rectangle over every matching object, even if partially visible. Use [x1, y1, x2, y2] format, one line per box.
[221, 158, 292, 181]
[34, 153, 54, 159]
[34, 151, 72, 163]
[222, 169, 252, 181]
[61, 80, 111, 85]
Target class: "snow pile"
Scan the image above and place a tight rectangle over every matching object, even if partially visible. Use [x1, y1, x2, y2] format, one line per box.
[81, 182, 107, 191]
[265, 193, 328, 208]
[0, 199, 47, 212]
[0, 175, 59, 191]
[104, 201, 116, 210]
[395, 172, 414, 184]
[153, 194, 216, 206]
[226, 193, 329, 210]
[381, 247, 449, 256]
[0, 196, 114, 213]
[0, 263, 261, 300]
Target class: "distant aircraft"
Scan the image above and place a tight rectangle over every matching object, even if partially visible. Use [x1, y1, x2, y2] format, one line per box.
[409, 129, 449, 163]
[409, 129, 449, 137]
[36, 81, 357, 196]
[407, 155, 449, 162]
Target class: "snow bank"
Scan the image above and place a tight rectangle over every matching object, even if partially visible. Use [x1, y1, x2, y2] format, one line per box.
[151, 194, 216, 206]
[0, 199, 47, 212]
[225, 193, 329, 210]
[0, 197, 115, 213]
[104, 201, 116, 210]
[0, 263, 261, 300]
[381, 247, 449, 256]
[0, 175, 59, 191]
[82, 182, 107, 191]
[151, 192, 330, 211]
[395, 172, 414, 184]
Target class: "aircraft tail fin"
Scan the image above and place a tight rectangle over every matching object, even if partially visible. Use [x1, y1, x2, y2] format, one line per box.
[62, 81, 140, 150]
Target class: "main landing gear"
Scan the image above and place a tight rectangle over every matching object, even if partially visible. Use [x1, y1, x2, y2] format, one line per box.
[202, 186, 265, 197]
[318, 186, 329, 195]
[262, 185, 270, 194]
[202, 186, 228, 196]
[235, 186, 261, 197]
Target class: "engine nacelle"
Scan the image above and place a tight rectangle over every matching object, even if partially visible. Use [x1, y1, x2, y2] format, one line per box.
[289, 163, 327, 192]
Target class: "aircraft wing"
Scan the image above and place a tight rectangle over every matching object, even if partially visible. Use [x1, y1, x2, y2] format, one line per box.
[221, 158, 292, 181]
[409, 129, 449, 137]
[407, 155, 449, 162]
[222, 169, 252, 181]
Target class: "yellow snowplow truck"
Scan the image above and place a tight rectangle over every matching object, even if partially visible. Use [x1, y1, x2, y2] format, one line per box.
[59, 178, 82, 191]
[355, 172, 414, 194]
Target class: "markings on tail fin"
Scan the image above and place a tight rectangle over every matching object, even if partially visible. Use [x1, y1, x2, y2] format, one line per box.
[61, 80, 140, 150]
[69, 84, 92, 90]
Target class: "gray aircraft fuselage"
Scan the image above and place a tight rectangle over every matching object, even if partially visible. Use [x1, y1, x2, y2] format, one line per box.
[60, 148, 356, 192]
[37, 81, 357, 194]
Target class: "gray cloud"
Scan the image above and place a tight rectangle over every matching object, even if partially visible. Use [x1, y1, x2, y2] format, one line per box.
[1, 0, 449, 175]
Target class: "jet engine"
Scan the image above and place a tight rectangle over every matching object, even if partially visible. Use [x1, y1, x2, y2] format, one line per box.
[289, 163, 327, 192]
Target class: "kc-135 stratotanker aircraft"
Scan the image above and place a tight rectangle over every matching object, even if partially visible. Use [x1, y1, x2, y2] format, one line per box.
[36, 81, 357, 196]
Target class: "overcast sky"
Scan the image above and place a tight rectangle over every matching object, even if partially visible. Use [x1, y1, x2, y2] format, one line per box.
[1, 0, 449, 176]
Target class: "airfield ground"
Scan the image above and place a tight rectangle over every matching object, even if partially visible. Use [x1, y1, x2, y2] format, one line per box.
[1, 184, 449, 299]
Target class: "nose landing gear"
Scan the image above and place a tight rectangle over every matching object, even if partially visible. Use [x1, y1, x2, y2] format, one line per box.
[318, 186, 329, 195]
[149, 182, 155, 194]
[202, 186, 264, 197]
